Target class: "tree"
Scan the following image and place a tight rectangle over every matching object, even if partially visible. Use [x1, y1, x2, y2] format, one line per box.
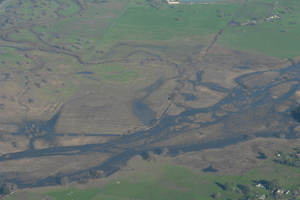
[279, 133, 285, 139]
[268, 179, 279, 191]
[90, 170, 105, 179]
[178, 150, 183, 156]
[60, 177, 70, 186]
[161, 148, 169, 156]
[224, 181, 230, 191]
[241, 184, 252, 195]
[217, 9, 223, 13]
[218, 14, 224, 18]
[0, 184, 10, 195]
[175, 17, 181, 21]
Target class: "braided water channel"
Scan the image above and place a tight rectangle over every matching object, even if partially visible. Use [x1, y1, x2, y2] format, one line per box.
[3, 62, 300, 188]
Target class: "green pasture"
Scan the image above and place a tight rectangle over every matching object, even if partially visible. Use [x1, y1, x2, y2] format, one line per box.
[8, 29, 49, 49]
[91, 194, 132, 200]
[6, 192, 54, 200]
[9, 147, 300, 200]
[106, 3, 241, 41]
[89, 163, 240, 200]
[9, 29, 39, 43]
[233, 4, 273, 22]
[218, 9, 300, 58]
[44, 188, 102, 200]
[31, 0, 132, 56]
[279, 0, 300, 12]
[17, 0, 60, 23]
[0, 47, 35, 71]
[56, 0, 81, 16]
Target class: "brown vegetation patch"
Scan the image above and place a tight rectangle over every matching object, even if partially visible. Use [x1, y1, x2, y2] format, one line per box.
[166, 137, 285, 175]
[176, 84, 228, 109]
[188, 112, 215, 123]
[0, 153, 111, 185]
[270, 81, 298, 99]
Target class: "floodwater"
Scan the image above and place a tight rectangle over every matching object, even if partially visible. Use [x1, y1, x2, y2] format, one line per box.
[202, 165, 218, 172]
[181, 93, 196, 101]
[3, 62, 300, 188]
[76, 71, 94, 74]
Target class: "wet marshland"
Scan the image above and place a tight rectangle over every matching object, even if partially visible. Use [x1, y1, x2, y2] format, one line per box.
[3, 61, 300, 188]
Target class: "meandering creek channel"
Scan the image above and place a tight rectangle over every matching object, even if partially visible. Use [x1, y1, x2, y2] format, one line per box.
[2, 62, 300, 188]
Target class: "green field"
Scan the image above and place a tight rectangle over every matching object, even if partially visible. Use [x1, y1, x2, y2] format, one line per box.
[218, 10, 300, 58]
[0, 47, 36, 72]
[44, 188, 102, 200]
[217, 0, 300, 58]
[106, 3, 241, 41]
[16, 0, 60, 23]
[57, 0, 81, 16]
[8, 148, 300, 200]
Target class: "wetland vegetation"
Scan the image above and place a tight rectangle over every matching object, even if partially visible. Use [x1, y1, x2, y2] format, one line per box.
[0, 0, 300, 199]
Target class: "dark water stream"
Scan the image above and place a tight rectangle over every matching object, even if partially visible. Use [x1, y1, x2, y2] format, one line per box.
[2, 62, 300, 188]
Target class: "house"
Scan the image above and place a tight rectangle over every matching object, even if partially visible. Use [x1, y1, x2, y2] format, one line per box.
[256, 183, 262, 188]
[275, 189, 284, 194]
[285, 190, 290, 194]
[258, 195, 266, 200]
[277, 154, 280, 157]
[167, 0, 179, 4]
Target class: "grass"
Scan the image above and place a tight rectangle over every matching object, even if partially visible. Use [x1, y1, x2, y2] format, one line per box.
[44, 188, 102, 200]
[218, 9, 300, 58]
[105, 3, 241, 41]
[31, 0, 132, 56]
[0, 47, 35, 71]
[6, 192, 54, 200]
[9, 29, 39, 43]
[56, 0, 81, 16]
[217, 0, 300, 58]
[9, 144, 300, 200]
[97, 163, 243, 200]
[278, 0, 300, 12]
[233, 4, 273, 22]
[16, 0, 60, 23]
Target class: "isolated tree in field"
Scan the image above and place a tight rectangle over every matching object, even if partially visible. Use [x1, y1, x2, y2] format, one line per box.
[175, 17, 181, 21]
[217, 9, 223, 13]
[224, 181, 230, 191]
[218, 14, 224, 18]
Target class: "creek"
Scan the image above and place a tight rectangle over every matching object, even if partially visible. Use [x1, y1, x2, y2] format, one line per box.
[3, 63, 300, 188]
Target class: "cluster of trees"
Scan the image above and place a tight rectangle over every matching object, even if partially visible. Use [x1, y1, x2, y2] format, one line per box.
[90, 170, 105, 179]
[273, 158, 300, 168]
[55, 176, 70, 186]
[212, 179, 280, 199]
[0, 130, 11, 142]
[216, 9, 233, 18]
[0, 183, 17, 196]
[141, 148, 171, 161]
[146, 0, 167, 10]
